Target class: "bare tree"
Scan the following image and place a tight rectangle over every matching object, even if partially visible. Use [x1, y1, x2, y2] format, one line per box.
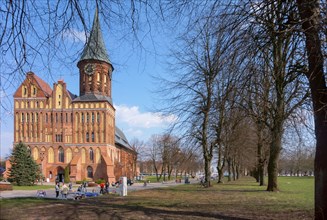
[296, 0, 327, 218]
[147, 134, 163, 181]
[129, 138, 146, 178]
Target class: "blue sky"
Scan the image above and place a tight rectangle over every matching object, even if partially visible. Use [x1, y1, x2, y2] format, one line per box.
[0, 7, 178, 159]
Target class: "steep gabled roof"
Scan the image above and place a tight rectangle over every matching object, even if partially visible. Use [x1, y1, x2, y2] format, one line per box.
[14, 72, 52, 98]
[30, 72, 52, 97]
[115, 127, 134, 152]
[67, 90, 78, 100]
[78, 8, 112, 66]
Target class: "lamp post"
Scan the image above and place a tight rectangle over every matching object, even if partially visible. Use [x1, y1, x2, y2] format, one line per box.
[39, 152, 45, 185]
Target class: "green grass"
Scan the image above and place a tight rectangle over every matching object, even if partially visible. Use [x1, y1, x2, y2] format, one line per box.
[12, 185, 54, 190]
[0, 176, 314, 219]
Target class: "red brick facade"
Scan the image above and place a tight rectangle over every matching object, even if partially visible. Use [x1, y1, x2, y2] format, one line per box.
[7, 71, 136, 183]
[5, 10, 137, 183]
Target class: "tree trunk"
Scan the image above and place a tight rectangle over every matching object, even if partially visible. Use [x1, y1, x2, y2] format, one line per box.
[204, 154, 212, 187]
[257, 133, 265, 186]
[267, 122, 283, 192]
[216, 144, 225, 183]
[227, 158, 232, 182]
[232, 159, 236, 181]
[297, 1, 327, 218]
[259, 161, 265, 186]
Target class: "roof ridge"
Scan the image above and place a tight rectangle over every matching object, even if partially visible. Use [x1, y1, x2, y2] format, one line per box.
[28, 72, 52, 97]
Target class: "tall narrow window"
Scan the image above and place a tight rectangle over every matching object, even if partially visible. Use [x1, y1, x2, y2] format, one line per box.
[87, 166, 93, 178]
[86, 132, 89, 142]
[71, 113, 73, 123]
[22, 113, 24, 122]
[92, 132, 94, 142]
[81, 148, 86, 164]
[46, 114, 48, 123]
[66, 148, 72, 163]
[66, 113, 68, 123]
[87, 113, 89, 122]
[92, 113, 94, 123]
[89, 148, 94, 162]
[81, 113, 84, 123]
[97, 112, 100, 123]
[48, 147, 54, 163]
[56, 113, 58, 122]
[58, 147, 64, 162]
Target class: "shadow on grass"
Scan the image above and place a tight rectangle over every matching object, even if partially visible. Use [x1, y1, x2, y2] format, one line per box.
[62, 197, 251, 220]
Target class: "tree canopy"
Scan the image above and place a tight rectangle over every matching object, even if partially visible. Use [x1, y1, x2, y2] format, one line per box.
[8, 142, 39, 186]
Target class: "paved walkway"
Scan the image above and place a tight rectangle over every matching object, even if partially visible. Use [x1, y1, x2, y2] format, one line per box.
[0, 180, 195, 199]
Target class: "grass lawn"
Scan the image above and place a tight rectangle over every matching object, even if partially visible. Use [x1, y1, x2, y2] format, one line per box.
[0, 176, 313, 219]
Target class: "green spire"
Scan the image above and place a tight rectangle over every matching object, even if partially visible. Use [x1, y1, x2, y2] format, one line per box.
[79, 8, 112, 65]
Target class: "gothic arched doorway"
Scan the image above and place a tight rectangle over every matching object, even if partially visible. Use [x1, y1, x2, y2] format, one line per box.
[57, 166, 64, 183]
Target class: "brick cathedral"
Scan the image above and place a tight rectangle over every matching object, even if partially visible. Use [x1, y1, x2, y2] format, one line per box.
[6, 10, 137, 183]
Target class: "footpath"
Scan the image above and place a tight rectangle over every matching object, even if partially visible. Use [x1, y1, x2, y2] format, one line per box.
[0, 180, 194, 199]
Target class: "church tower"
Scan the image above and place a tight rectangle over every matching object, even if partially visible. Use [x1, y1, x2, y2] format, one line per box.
[7, 8, 138, 184]
[77, 8, 114, 99]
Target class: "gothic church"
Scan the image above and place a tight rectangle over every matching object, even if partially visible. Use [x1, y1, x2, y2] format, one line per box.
[6, 10, 137, 183]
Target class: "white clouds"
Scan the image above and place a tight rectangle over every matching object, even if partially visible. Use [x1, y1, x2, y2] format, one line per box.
[62, 29, 87, 43]
[115, 105, 177, 129]
[114, 104, 178, 140]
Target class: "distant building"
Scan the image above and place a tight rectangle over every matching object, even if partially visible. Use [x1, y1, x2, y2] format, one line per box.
[4, 9, 137, 183]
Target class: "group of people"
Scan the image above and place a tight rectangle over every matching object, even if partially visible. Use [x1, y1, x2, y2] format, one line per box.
[99, 181, 110, 194]
[55, 181, 110, 199]
[55, 182, 70, 199]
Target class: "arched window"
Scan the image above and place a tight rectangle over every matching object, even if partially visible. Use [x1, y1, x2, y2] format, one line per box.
[66, 148, 72, 163]
[87, 166, 93, 178]
[48, 147, 54, 163]
[95, 148, 101, 164]
[33, 147, 39, 160]
[81, 113, 84, 123]
[86, 132, 89, 142]
[81, 148, 86, 164]
[89, 148, 94, 162]
[97, 112, 100, 123]
[58, 147, 64, 162]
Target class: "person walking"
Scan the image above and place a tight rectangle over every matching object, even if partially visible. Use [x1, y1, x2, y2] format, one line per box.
[100, 182, 105, 194]
[55, 183, 60, 198]
[105, 181, 109, 194]
[62, 184, 69, 199]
